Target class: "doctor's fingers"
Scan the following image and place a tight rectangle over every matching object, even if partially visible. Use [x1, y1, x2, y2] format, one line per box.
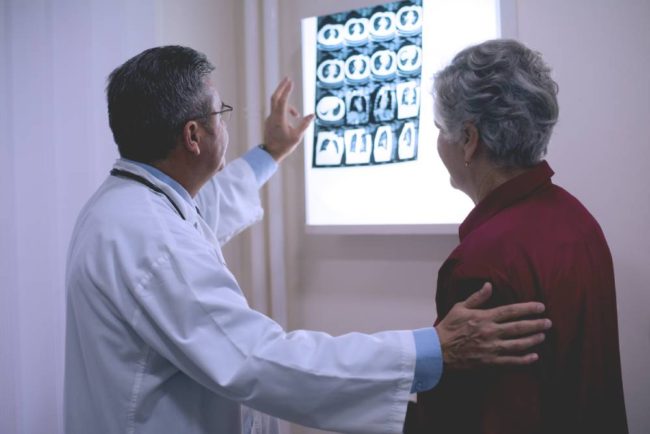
[495, 318, 552, 339]
[488, 352, 540, 366]
[283, 103, 313, 136]
[271, 78, 293, 114]
[493, 331, 546, 355]
[477, 333, 546, 366]
[287, 104, 315, 128]
[294, 113, 315, 136]
[461, 282, 493, 309]
[486, 301, 546, 324]
[483, 333, 546, 366]
[280, 115, 314, 146]
[270, 77, 289, 108]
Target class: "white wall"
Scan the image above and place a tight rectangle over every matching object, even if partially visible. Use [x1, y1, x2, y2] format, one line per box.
[275, 1, 650, 433]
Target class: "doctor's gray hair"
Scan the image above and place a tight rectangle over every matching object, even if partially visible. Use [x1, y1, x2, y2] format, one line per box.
[433, 39, 559, 168]
[107, 45, 215, 163]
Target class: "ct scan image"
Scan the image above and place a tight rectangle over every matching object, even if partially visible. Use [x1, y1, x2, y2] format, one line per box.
[312, 0, 423, 168]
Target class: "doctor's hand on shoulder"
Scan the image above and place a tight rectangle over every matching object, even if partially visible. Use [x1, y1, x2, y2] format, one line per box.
[263, 78, 315, 163]
[436, 282, 551, 370]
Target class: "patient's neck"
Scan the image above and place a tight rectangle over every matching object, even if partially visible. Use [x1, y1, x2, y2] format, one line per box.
[471, 162, 528, 205]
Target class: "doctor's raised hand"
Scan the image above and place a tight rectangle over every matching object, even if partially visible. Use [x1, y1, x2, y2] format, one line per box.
[263, 77, 315, 162]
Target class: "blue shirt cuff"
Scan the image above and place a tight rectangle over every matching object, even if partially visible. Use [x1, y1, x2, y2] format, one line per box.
[411, 327, 443, 393]
[242, 146, 278, 187]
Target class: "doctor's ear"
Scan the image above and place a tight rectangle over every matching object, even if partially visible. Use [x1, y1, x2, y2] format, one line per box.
[182, 121, 201, 156]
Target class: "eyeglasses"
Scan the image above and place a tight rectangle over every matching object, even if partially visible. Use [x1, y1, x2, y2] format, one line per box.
[183, 103, 233, 127]
[207, 103, 233, 122]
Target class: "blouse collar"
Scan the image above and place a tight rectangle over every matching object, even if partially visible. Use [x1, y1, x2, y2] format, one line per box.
[459, 161, 555, 240]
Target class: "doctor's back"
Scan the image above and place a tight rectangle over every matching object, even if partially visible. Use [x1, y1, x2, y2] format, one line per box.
[65, 172, 244, 433]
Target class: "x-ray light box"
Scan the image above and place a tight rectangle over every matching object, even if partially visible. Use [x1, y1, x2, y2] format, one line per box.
[302, 0, 516, 233]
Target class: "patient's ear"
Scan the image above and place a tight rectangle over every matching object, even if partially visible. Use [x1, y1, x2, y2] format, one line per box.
[462, 123, 479, 162]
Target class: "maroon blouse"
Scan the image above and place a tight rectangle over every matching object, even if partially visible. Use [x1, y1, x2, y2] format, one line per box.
[412, 161, 628, 434]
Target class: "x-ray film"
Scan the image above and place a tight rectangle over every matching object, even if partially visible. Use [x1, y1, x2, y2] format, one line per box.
[303, 0, 502, 228]
[312, 0, 422, 168]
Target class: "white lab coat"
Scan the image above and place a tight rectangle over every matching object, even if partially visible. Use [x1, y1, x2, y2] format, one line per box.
[64, 157, 416, 434]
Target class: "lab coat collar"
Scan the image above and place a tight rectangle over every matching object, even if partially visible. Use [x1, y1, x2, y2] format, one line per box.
[126, 159, 195, 207]
[112, 159, 201, 226]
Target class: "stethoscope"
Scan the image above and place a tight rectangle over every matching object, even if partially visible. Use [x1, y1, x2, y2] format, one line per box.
[110, 169, 186, 220]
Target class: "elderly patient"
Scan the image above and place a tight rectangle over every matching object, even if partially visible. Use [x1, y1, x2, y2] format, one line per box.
[411, 40, 628, 434]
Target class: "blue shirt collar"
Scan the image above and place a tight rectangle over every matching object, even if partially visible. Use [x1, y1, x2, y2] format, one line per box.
[126, 159, 195, 206]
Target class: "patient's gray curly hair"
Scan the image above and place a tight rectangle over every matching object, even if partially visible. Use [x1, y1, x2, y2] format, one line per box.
[434, 39, 559, 168]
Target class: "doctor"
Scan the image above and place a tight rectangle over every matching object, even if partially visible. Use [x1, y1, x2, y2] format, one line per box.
[64, 46, 551, 434]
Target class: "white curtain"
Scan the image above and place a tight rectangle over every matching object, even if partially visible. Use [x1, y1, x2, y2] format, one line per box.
[0, 0, 292, 432]
[0, 1, 159, 432]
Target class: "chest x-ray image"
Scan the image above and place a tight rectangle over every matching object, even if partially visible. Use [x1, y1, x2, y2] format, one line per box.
[373, 125, 395, 163]
[315, 131, 344, 166]
[309, 0, 423, 168]
[344, 18, 370, 46]
[398, 121, 417, 160]
[345, 54, 371, 83]
[317, 59, 346, 88]
[346, 92, 370, 125]
[317, 24, 345, 51]
[397, 44, 422, 75]
[397, 80, 420, 119]
[372, 86, 396, 122]
[396, 4, 422, 35]
[371, 49, 397, 80]
[344, 129, 373, 164]
[316, 95, 346, 126]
